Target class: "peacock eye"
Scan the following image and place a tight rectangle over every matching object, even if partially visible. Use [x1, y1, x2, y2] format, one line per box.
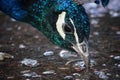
[62, 23, 73, 34]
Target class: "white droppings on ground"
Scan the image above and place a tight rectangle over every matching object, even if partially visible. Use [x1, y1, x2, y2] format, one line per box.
[73, 73, 81, 77]
[116, 31, 120, 35]
[73, 60, 86, 70]
[94, 70, 109, 80]
[22, 72, 41, 78]
[59, 50, 77, 59]
[42, 70, 56, 75]
[109, 55, 114, 58]
[20, 58, 39, 67]
[115, 74, 120, 78]
[17, 26, 22, 30]
[43, 51, 54, 56]
[75, 79, 81, 80]
[93, 32, 99, 35]
[11, 43, 15, 46]
[11, 18, 16, 22]
[21, 70, 31, 74]
[118, 64, 120, 68]
[7, 76, 15, 80]
[90, 59, 96, 67]
[64, 75, 73, 80]
[34, 35, 39, 39]
[102, 64, 106, 67]
[19, 44, 26, 49]
[106, 73, 111, 76]
[114, 56, 120, 60]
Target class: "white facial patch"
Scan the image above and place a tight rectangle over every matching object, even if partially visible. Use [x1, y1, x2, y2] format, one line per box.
[69, 19, 79, 46]
[56, 12, 66, 40]
[70, 19, 89, 57]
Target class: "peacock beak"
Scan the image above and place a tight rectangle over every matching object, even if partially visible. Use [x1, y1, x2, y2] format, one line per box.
[71, 39, 90, 68]
[71, 39, 89, 59]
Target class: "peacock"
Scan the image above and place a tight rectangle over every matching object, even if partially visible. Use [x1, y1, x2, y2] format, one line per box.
[0, 0, 109, 70]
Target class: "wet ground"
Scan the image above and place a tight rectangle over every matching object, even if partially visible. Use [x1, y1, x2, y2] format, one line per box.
[0, 1, 120, 80]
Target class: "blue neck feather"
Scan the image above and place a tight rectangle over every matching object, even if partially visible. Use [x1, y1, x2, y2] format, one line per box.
[0, 0, 27, 20]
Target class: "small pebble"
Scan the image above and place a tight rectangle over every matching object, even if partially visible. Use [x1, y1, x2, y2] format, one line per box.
[106, 73, 111, 76]
[73, 73, 81, 77]
[75, 79, 80, 80]
[11, 43, 15, 46]
[90, 59, 96, 67]
[6, 28, 13, 31]
[23, 72, 41, 78]
[109, 11, 119, 17]
[115, 74, 119, 78]
[17, 26, 21, 30]
[21, 70, 30, 74]
[102, 64, 106, 67]
[7, 76, 14, 79]
[109, 55, 114, 58]
[116, 31, 120, 35]
[114, 56, 120, 60]
[94, 70, 108, 80]
[59, 50, 77, 58]
[58, 67, 70, 70]
[64, 76, 73, 80]
[34, 35, 39, 39]
[93, 32, 99, 35]
[114, 63, 118, 66]
[91, 19, 99, 24]
[118, 64, 120, 68]
[11, 18, 16, 21]
[19, 44, 26, 49]
[42, 70, 56, 75]
[23, 73, 31, 77]
[73, 60, 85, 70]
[43, 51, 54, 56]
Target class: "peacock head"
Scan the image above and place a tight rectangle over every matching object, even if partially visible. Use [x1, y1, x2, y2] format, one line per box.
[43, 0, 90, 56]
[27, 0, 90, 58]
